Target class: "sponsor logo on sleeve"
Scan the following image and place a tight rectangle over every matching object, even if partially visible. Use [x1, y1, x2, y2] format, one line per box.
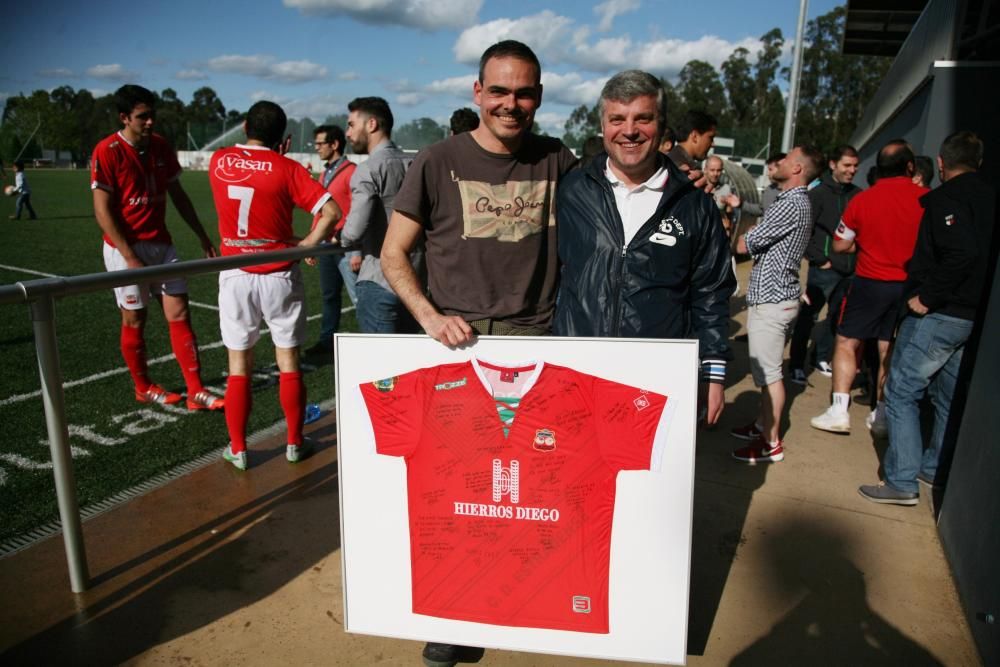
[434, 377, 467, 391]
[373, 376, 397, 392]
[634, 394, 651, 410]
[572, 596, 592, 613]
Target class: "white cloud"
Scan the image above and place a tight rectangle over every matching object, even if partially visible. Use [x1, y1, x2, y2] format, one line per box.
[337, 71, 361, 81]
[396, 92, 423, 106]
[86, 64, 138, 81]
[175, 69, 208, 81]
[454, 11, 576, 64]
[594, 0, 639, 32]
[283, 0, 482, 31]
[249, 91, 347, 119]
[540, 72, 608, 107]
[206, 54, 327, 83]
[424, 74, 476, 97]
[39, 68, 75, 78]
[454, 12, 762, 79]
[634, 35, 762, 77]
[533, 111, 569, 136]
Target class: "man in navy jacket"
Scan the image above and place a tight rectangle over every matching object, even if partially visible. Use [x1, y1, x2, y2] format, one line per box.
[553, 70, 735, 424]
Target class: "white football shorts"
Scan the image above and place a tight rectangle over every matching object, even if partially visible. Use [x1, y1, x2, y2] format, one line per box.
[218, 266, 305, 350]
[103, 241, 188, 310]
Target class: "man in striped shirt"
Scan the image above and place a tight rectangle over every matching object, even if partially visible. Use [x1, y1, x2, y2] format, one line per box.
[731, 145, 824, 463]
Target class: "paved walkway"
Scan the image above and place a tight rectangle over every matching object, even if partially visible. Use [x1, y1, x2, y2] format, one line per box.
[0, 274, 981, 666]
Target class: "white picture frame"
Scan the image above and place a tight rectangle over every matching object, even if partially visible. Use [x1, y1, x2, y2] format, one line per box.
[335, 333, 698, 665]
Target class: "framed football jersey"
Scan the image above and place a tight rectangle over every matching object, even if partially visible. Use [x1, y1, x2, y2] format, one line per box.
[336, 334, 698, 665]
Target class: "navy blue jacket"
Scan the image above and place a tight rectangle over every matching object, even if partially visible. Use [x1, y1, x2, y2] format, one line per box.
[553, 153, 735, 367]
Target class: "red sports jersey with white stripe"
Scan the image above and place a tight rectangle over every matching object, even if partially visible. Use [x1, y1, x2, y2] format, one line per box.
[360, 358, 670, 633]
[90, 131, 180, 246]
[209, 144, 331, 273]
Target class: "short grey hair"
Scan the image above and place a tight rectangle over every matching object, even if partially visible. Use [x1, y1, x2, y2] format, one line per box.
[599, 70, 667, 126]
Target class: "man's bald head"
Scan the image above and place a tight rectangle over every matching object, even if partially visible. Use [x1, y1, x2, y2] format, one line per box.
[704, 155, 724, 186]
[877, 139, 915, 178]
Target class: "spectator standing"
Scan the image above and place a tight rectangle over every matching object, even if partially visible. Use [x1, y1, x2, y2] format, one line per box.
[340, 97, 419, 334]
[859, 131, 996, 504]
[913, 155, 935, 188]
[381, 39, 576, 667]
[553, 70, 735, 426]
[8, 160, 37, 220]
[810, 140, 927, 434]
[448, 107, 479, 135]
[788, 145, 862, 384]
[667, 110, 717, 177]
[210, 101, 341, 470]
[306, 124, 357, 355]
[91, 84, 223, 411]
[730, 146, 823, 462]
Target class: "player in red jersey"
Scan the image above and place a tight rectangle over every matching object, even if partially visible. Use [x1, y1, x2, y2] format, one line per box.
[209, 100, 341, 470]
[91, 84, 223, 411]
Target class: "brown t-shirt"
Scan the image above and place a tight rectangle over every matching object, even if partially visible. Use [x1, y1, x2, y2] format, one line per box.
[394, 132, 577, 328]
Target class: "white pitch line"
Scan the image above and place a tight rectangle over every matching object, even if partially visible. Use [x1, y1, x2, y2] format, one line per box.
[0, 306, 355, 407]
[0, 264, 60, 279]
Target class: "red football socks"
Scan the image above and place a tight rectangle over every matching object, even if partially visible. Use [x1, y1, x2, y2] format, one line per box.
[225, 375, 251, 454]
[120, 324, 150, 392]
[279, 371, 305, 446]
[168, 319, 204, 395]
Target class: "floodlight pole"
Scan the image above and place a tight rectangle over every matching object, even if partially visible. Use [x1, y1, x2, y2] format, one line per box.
[781, 0, 809, 152]
[31, 294, 89, 593]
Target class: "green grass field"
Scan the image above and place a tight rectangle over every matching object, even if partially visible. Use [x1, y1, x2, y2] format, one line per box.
[0, 169, 356, 544]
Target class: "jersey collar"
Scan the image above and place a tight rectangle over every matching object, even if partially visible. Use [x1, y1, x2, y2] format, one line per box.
[471, 357, 545, 398]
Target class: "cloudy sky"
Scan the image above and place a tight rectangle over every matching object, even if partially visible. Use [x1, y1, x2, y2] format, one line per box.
[1, 0, 842, 136]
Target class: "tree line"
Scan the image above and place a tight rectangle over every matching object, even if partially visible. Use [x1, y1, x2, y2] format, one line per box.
[563, 6, 891, 157]
[1, 6, 887, 164]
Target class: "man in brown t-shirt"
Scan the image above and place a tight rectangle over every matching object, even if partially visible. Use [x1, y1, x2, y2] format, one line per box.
[381, 40, 577, 347]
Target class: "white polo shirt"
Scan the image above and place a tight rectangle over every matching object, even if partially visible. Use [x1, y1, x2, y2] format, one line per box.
[604, 160, 670, 245]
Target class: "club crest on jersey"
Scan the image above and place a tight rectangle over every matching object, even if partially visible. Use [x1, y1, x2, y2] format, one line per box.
[434, 377, 467, 391]
[373, 376, 398, 392]
[945, 214, 955, 226]
[532, 428, 556, 452]
[634, 394, 651, 411]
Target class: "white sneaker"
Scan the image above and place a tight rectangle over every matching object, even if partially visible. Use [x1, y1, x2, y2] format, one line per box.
[865, 409, 876, 430]
[789, 368, 808, 386]
[816, 361, 833, 377]
[811, 406, 850, 433]
[286, 438, 313, 463]
[223, 445, 247, 471]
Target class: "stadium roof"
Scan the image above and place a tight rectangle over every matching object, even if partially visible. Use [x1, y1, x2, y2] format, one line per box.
[844, 0, 930, 56]
[845, 0, 1000, 59]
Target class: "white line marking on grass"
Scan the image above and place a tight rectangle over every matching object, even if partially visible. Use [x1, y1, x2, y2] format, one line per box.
[0, 307, 354, 407]
[0, 264, 60, 279]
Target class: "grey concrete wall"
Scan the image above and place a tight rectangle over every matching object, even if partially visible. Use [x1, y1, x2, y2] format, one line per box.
[854, 61, 1000, 664]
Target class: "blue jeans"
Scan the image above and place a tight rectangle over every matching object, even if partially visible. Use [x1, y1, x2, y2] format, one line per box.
[339, 251, 360, 307]
[14, 192, 37, 219]
[356, 280, 415, 334]
[788, 266, 848, 369]
[317, 251, 359, 345]
[883, 313, 972, 493]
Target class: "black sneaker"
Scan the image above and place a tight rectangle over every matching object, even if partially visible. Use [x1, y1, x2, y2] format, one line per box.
[422, 643, 460, 667]
[858, 482, 918, 506]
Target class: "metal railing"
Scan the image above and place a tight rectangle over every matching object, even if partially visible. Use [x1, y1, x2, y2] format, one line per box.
[0, 244, 344, 593]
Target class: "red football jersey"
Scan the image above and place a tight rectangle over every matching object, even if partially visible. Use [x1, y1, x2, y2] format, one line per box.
[835, 176, 927, 281]
[210, 144, 331, 274]
[360, 359, 670, 633]
[90, 131, 180, 246]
